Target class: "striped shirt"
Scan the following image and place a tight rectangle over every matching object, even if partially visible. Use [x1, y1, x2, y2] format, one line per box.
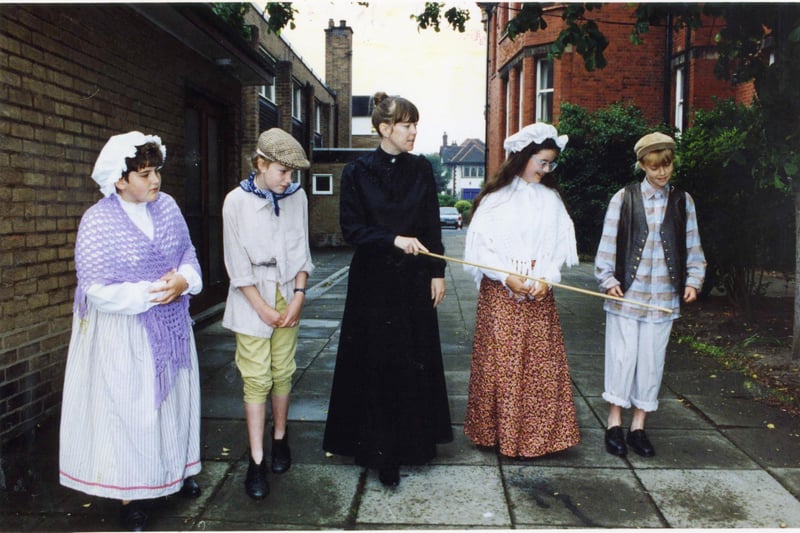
[595, 179, 706, 323]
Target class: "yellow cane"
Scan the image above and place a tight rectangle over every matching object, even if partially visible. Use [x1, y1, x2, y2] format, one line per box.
[419, 250, 672, 314]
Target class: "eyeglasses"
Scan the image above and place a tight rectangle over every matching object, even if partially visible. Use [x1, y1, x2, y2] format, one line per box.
[532, 157, 558, 172]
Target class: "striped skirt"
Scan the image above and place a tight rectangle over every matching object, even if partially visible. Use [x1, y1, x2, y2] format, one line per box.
[59, 308, 201, 500]
[464, 277, 580, 458]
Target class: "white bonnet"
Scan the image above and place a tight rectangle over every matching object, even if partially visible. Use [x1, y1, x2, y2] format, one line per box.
[91, 131, 166, 197]
[503, 123, 568, 153]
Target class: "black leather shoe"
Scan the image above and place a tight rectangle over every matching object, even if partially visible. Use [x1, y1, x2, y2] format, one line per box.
[120, 500, 149, 532]
[271, 427, 291, 474]
[627, 429, 656, 457]
[244, 457, 269, 499]
[179, 476, 201, 498]
[605, 426, 627, 456]
[378, 466, 400, 487]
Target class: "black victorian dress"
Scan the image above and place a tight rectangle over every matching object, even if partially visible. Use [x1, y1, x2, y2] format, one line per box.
[322, 147, 453, 469]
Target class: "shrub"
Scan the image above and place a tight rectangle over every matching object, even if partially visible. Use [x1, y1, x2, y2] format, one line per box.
[454, 199, 473, 224]
[556, 102, 667, 255]
[676, 99, 793, 314]
[438, 193, 456, 207]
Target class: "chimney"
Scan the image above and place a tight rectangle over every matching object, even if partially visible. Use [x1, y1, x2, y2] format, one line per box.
[442, 131, 448, 148]
[326, 20, 354, 148]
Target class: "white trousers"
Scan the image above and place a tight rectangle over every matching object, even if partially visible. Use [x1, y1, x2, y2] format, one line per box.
[602, 313, 673, 412]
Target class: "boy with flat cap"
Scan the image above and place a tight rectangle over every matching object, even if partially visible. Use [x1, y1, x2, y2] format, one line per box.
[594, 132, 706, 458]
[222, 128, 314, 499]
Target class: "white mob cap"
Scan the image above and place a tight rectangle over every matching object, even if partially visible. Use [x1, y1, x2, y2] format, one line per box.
[91, 131, 166, 197]
[503, 123, 568, 153]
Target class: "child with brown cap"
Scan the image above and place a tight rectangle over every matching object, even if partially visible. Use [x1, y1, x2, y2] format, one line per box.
[222, 128, 314, 499]
[594, 132, 706, 457]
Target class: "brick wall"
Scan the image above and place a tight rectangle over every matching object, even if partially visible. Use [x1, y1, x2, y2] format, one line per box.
[308, 160, 347, 247]
[0, 4, 244, 442]
[308, 149, 371, 247]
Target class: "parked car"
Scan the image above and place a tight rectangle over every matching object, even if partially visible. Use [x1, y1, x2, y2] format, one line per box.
[439, 206, 462, 229]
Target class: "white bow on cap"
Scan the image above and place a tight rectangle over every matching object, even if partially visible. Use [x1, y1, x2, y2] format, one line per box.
[503, 123, 568, 153]
[91, 131, 166, 197]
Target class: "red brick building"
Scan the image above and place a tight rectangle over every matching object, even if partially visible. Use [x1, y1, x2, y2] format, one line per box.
[482, 3, 755, 176]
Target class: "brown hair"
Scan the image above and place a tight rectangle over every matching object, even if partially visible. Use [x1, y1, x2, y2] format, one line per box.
[472, 138, 562, 214]
[123, 142, 164, 178]
[637, 148, 675, 171]
[371, 91, 419, 133]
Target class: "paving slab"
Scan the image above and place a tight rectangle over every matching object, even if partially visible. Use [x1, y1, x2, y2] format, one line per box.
[503, 465, 665, 528]
[721, 427, 800, 468]
[202, 463, 362, 529]
[501, 428, 631, 469]
[428, 429, 499, 466]
[638, 468, 800, 527]
[770, 467, 800, 498]
[200, 419, 249, 462]
[356, 465, 510, 528]
[287, 393, 330, 422]
[680, 393, 799, 428]
[623, 429, 760, 469]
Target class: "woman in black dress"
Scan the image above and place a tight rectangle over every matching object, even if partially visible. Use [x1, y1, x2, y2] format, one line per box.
[323, 92, 452, 487]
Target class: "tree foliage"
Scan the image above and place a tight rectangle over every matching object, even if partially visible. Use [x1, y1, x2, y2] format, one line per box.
[555, 102, 662, 255]
[411, 2, 470, 33]
[675, 100, 793, 316]
[423, 153, 451, 193]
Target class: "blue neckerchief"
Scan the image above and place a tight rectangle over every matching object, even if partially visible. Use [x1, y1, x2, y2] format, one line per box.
[239, 171, 301, 216]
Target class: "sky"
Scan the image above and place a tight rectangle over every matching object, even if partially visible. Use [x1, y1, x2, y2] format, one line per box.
[278, 1, 487, 155]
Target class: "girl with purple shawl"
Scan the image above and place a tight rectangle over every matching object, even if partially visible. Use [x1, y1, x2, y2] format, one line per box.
[59, 132, 203, 531]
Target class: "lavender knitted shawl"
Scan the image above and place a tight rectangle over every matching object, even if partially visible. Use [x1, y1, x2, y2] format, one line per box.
[74, 193, 201, 408]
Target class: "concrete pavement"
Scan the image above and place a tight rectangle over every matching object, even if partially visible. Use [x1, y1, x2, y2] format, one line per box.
[2, 230, 800, 531]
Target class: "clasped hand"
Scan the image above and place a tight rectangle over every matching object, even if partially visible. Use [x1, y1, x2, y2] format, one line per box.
[259, 298, 303, 329]
[507, 275, 549, 300]
[149, 269, 188, 305]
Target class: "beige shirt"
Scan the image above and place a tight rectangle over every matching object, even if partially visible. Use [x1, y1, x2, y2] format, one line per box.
[221, 186, 314, 338]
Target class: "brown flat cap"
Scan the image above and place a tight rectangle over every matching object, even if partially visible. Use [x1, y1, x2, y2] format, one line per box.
[257, 128, 310, 170]
[634, 132, 676, 160]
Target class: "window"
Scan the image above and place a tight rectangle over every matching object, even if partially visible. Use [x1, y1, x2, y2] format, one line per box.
[292, 82, 302, 120]
[259, 84, 275, 103]
[674, 66, 684, 132]
[312, 174, 333, 195]
[535, 58, 553, 123]
[315, 103, 322, 134]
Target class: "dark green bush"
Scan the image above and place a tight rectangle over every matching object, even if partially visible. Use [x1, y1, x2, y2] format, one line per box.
[675, 99, 793, 313]
[556, 102, 670, 254]
[454, 199, 473, 224]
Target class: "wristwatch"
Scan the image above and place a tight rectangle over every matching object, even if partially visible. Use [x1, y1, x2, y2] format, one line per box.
[293, 287, 307, 294]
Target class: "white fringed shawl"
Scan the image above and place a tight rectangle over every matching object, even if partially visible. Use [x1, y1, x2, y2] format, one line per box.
[464, 177, 578, 289]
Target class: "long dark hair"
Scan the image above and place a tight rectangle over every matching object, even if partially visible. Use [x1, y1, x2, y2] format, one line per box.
[472, 138, 562, 214]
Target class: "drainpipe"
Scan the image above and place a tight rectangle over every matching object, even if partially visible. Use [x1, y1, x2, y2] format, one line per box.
[683, 25, 691, 129]
[479, 3, 492, 181]
[663, 13, 673, 125]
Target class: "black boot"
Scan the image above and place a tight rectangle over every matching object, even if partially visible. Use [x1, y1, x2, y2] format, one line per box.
[271, 427, 291, 474]
[179, 476, 202, 498]
[244, 456, 269, 499]
[119, 500, 149, 532]
[379, 465, 400, 487]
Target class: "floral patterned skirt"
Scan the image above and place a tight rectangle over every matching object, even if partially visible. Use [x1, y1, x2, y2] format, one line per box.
[464, 277, 580, 458]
